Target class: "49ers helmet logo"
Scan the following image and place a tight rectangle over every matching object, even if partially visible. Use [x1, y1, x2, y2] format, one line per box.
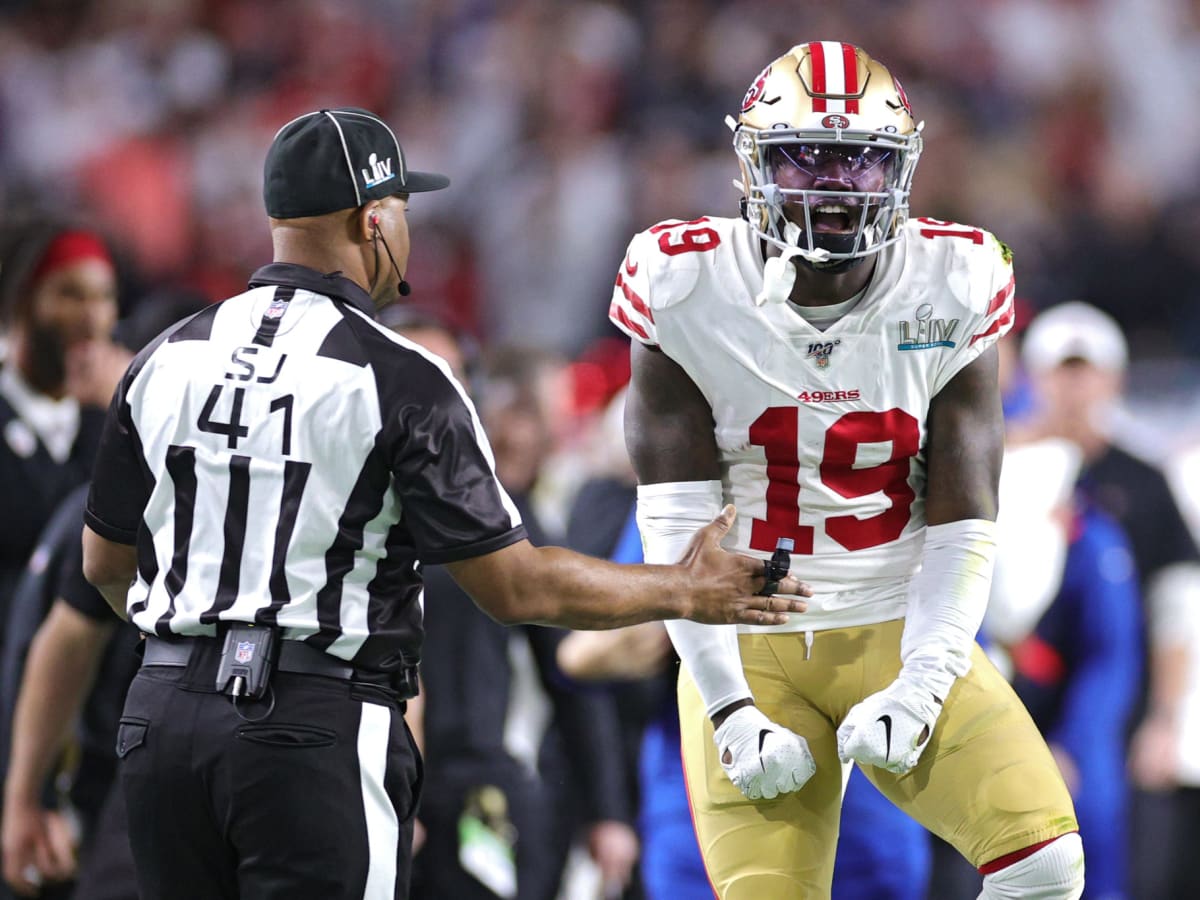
[741, 66, 771, 112]
[821, 114, 850, 129]
[893, 76, 912, 114]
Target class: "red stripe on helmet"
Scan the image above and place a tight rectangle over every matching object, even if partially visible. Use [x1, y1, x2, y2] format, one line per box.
[842, 43, 860, 114]
[809, 42, 827, 112]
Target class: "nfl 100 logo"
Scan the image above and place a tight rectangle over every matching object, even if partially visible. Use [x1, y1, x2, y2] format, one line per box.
[805, 339, 841, 368]
[235, 641, 257, 664]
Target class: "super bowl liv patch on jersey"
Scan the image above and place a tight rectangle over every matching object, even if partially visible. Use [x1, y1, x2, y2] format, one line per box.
[897, 303, 959, 351]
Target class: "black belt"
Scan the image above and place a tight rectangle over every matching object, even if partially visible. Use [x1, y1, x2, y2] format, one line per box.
[142, 635, 419, 699]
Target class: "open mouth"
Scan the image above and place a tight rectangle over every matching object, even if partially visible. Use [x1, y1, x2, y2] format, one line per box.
[809, 202, 855, 233]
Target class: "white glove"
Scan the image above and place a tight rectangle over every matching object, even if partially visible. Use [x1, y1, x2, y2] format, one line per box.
[712, 706, 816, 800]
[836, 673, 945, 774]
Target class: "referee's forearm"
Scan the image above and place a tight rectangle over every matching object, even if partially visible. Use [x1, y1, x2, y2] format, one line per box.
[517, 547, 693, 629]
[448, 544, 691, 629]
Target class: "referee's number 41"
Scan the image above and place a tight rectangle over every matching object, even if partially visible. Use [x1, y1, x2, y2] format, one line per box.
[198, 386, 295, 455]
[197, 348, 295, 455]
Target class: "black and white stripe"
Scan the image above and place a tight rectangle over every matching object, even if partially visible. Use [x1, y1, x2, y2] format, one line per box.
[85, 264, 524, 673]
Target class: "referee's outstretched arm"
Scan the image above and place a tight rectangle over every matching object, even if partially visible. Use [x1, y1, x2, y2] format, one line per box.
[446, 505, 810, 629]
[84, 506, 810, 631]
[66, 105, 819, 900]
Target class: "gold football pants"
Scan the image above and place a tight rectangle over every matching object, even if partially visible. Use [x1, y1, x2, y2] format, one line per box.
[678, 619, 1078, 899]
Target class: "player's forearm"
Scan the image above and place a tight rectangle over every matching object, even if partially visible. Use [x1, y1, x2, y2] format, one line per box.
[3, 614, 108, 806]
[638, 481, 754, 717]
[900, 519, 997, 690]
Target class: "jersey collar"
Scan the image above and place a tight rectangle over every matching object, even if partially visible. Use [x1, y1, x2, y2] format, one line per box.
[248, 263, 376, 318]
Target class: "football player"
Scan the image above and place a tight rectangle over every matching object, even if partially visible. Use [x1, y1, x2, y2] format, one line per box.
[611, 42, 1084, 899]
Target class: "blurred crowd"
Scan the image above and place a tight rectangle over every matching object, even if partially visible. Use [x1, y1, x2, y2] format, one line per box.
[0, 0, 1199, 898]
[1, 0, 1199, 363]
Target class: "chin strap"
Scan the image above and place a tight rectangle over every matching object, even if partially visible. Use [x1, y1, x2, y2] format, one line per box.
[755, 222, 832, 306]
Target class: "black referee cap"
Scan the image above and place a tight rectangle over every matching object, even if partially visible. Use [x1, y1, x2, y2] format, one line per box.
[264, 107, 450, 219]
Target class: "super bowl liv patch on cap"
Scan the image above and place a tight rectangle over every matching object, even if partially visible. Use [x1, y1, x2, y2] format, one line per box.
[264, 107, 450, 219]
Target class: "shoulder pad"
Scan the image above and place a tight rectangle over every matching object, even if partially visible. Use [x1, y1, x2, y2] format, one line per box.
[621, 221, 708, 313]
[905, 218, 1013, 315]
[611, 217, 749, 345]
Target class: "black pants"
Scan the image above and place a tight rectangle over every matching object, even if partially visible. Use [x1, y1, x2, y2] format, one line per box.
[1130, 786, 1200, 900]
[118, 663, 421, 899]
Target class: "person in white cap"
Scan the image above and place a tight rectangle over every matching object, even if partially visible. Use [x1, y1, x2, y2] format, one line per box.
[1020, 301, 1128, 452]
[1020, 301, 1194, 585]
[1022, 300, 1200, 900]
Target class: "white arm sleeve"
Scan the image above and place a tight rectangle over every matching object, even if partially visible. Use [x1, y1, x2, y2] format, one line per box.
[899, 519, 997, 697]
[637, 481, 753, 717]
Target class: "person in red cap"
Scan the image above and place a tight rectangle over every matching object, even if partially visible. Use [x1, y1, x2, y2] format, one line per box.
[0, 220, 128, 899]
[0, 221, 127, 643]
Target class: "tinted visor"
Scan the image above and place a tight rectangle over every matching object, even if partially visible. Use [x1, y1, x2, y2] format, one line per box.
[770, 143, 895, 180]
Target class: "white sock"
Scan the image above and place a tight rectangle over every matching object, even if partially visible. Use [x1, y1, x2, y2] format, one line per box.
[977, 833, 1084, 900]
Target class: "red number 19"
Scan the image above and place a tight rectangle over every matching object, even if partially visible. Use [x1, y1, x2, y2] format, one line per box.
[916, 216, 983, 244]
[649, 217, 721, 256]
[748, 407, 921, 554]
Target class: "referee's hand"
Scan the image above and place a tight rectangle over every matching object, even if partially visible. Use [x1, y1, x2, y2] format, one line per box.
[677, 506, 811, 625]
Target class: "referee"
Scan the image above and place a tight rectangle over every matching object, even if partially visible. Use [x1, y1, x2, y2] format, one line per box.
[80, 107, 808, 900]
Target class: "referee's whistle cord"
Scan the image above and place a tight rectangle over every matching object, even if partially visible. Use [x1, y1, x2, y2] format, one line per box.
[232, 687, 276, 723]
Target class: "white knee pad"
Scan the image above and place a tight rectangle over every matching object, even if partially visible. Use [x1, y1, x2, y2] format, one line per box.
[978, 833, 1084, 900]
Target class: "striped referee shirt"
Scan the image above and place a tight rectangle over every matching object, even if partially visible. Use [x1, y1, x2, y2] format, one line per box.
[84, 264, 525, 673]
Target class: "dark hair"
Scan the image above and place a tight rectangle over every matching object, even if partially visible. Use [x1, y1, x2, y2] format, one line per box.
[0, 215, 113, 326]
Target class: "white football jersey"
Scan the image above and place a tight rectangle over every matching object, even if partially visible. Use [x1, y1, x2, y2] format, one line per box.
[611, 215, 1014, 631]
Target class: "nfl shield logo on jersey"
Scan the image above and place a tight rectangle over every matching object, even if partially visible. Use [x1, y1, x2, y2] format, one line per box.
[805, 339, 841, 368]
[235, 641, 256, 664]
[264, 298, 289, 320]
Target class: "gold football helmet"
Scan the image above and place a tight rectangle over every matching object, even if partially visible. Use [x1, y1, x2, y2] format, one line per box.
[732, 42, 923, 269]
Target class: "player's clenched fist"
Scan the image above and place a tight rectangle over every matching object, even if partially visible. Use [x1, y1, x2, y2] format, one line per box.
[836, 675, 943, 774]
[713, 706, 816, 800]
